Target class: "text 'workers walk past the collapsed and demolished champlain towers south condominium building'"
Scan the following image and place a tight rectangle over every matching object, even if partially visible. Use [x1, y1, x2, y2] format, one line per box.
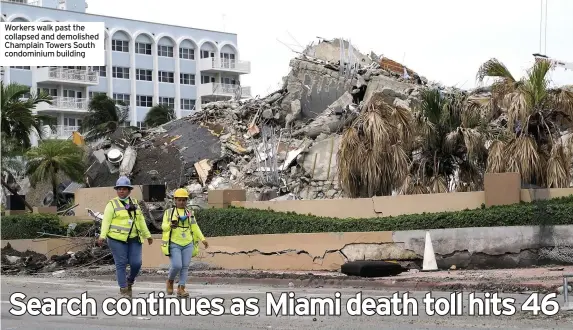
[1, 0, 251, 146]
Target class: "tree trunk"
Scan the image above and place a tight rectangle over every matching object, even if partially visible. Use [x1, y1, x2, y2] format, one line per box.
[1, 180, 33, 212]
[51, 173, 58, 207]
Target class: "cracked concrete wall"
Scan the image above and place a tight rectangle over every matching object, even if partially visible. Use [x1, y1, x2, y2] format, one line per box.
[137, 232, 394, 271]
[232, 191, 485, 219]
[5, 225, 573, 271]
[393, 225, 573, 269]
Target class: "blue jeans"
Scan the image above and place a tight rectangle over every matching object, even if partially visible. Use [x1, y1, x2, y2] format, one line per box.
[107, 237, 142, 288]
[168, 242, 193, 286]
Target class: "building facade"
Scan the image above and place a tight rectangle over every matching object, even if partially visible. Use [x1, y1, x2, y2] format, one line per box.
[1, 0, 251, 142]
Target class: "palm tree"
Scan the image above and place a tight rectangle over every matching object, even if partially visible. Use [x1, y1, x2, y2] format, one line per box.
[337, 91, 414, 197]
[143, 104, 175, 128]
[25, 139, 87, 206]
[1, 82, 54, 149]
[399, 88, 488, 194]
[1, 133, 33, 211]
[477, 58, 573, 187]
[80, 93, 129, 142]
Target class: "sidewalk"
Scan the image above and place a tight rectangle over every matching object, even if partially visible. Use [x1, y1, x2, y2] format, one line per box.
[67, 265, 573, 293]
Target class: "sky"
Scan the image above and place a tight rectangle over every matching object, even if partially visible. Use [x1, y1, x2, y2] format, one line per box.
[87, 0, 573, 97]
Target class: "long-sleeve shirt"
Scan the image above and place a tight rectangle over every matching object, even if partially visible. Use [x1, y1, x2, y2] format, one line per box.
[162, 207, 205, 245]
[99, 199, 152, 240]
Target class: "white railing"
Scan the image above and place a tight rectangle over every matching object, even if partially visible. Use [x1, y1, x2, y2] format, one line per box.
[47, 67, 98, 83]
[218, 59, 250, 72]
[50, 125, 80, 138]
[212, 83, 240, 94]
[199, 57, 251, 73]
[200, 83, 252, 99]
[51, 97, 89, 111]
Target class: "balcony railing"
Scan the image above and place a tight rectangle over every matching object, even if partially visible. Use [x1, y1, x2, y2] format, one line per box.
[45, 67, 98, 84]
[212, 83, 251, 98]
[49, 125, 80, 138]
[52, 97, 89, 111]
[199, 58, 251, 73]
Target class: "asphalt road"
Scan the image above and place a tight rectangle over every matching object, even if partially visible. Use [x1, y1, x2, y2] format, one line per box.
[1, 276, 572, 329]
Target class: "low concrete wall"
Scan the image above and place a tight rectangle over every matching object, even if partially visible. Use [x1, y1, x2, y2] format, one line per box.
[232, 188, 573, 219]
[74, 186, 143, 218]
[5, 226, 573, 271]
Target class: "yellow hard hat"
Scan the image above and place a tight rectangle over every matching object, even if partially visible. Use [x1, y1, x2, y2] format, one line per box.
[173, 188, 189, 198]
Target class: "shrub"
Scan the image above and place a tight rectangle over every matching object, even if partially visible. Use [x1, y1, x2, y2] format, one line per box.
[1, 213, 95, 240]
[193, 196, 573, 237]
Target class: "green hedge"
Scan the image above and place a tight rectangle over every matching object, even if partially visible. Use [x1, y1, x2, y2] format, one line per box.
[193, 195, 573, 237]
[1, 213, 94, 240]
[2, 196, 572, 239]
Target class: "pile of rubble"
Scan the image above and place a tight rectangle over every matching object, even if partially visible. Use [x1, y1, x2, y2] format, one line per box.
[1, 242, 113, 275]
[84, 38, 465, 204]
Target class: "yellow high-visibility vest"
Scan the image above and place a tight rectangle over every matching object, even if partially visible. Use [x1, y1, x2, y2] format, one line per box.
[161, 207, 200, 257]
[106, 197, 142, 243]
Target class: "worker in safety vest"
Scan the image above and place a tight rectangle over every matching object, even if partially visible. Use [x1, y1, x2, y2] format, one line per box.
[161, 188, 208, 297]
[97, 176, 153, 298]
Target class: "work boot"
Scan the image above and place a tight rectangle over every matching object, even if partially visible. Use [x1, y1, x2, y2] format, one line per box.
[119, 287, 131, 298]
[127, 281, 133, 296]
[166, 280, 174, 295]
[177, 285, 189, 298]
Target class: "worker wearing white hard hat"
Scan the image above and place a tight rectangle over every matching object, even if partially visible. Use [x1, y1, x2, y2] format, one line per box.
[98, 176, 153, 298]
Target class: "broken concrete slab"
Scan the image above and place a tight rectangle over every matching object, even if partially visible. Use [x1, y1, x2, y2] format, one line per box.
[119, 146, 136, 177]
[161, 119, 222, 166]
[301, 135, 341, 181]
[299, 91, 355, 139]
[280, 59, 354, 120]
[363, 75, 419, 105]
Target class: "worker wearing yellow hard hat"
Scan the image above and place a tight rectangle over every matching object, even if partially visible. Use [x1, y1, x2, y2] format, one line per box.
[161, 188, 209, 297]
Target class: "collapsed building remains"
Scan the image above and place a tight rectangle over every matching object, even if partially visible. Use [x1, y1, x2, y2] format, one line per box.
[82, 38, 445, 209]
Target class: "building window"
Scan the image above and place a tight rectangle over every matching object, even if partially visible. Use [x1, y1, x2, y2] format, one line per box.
[112, 39, 129, 52]
[135, 42, 152, 55]
[113, 93, 130, 106]
[112, 66, 130, 79]
[200, 50, 214, 59]
[222, 77, 237, 85]
[137, 95, 153, 107]
[158, 45, 174, 57]
[181, 98, 195, 110]
[89, 91, 106, 99]
[137, 121, 146, 129]
[11, 66, 31, 69]
[158, 97, 174, 109]
[180, 73, 195, 85]
[220, 52, 236, 68]
[92, 66, 106, 77]
[179, 47, 194, 60]
[63, 89, 83, 98]
[37, 88, 57, 97]
[158, 71, 174, 83]
[63, 117, 80, 127]
[136, 69, 152, 81]
[201, 75, 215, 84]
[220, 52, 236, 61]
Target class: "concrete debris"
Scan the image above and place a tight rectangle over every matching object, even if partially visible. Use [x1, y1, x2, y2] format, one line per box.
[1, 242, 113, 275]
[81, 36, 491, 207]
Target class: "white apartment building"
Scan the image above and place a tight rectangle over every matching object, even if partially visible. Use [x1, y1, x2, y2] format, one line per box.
[1, 0, 251, 144]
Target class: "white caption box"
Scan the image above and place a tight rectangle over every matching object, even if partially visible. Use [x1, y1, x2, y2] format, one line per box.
[0, 22, 105, 66]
